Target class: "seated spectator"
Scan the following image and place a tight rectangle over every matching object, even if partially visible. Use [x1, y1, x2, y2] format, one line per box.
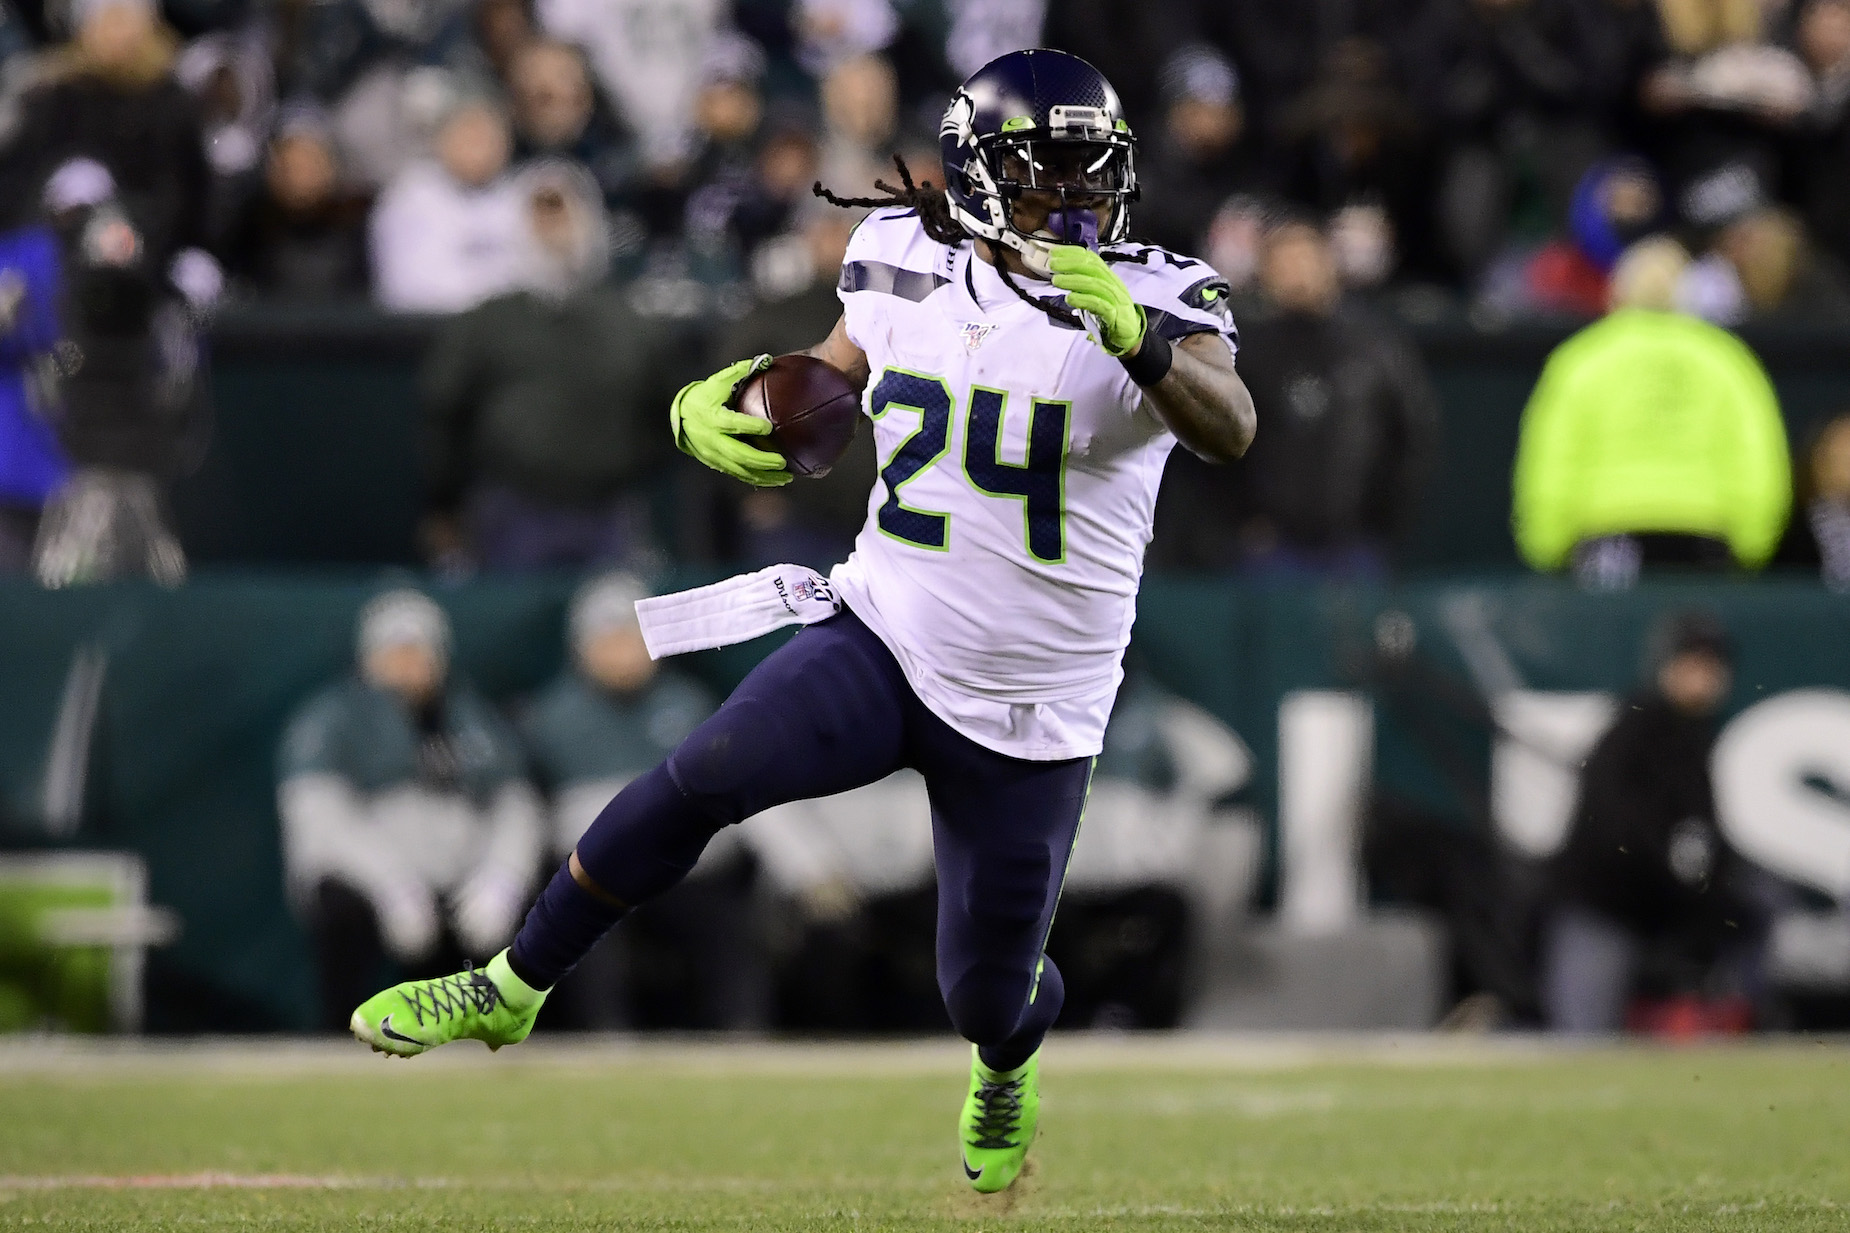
[1479, 157, 1666, 319]
[1698, 205, 1850, 324]
[518, 574, 761, 1030]
[420, 162, 694, 571]
[0, 223, 65, 572]
[1134, 44, 1255, 256]
[1153, 215, 1439, 579]
[278, 589, 542, 1031]
[1775, 411, 1850, 590]
[222, 104, 371, 301]
[1542, 612, 1764, 1033]
[1511, 237, 1792, 586]
[370, 93, 526, 312]
[712, 202, 877, 568]
[506, 38, 637, 209]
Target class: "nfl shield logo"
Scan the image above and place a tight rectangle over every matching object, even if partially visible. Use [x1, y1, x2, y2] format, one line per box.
[960, 322, 996, 353]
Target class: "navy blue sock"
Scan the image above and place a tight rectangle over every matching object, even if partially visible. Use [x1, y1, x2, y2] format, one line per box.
[975, 958, 1064, 1074]
[507, 864, 626, 991]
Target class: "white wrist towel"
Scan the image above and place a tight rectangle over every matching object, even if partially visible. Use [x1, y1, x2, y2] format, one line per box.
[635, 564, 842, 659]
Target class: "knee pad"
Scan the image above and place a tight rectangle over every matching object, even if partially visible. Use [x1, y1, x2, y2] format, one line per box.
[666, 695, 784, 823]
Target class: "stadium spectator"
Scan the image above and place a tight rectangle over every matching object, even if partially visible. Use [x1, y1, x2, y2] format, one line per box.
[506, 38, 637, 210]
[222, 104, 371, 301]
[1271, 39, 1436, 282]
[173, 25, 275, 251]
[1396, 0, 1619, 281]
[369, 93, 526, 312]
[278, 588, 543, 1031]
[712, 201, 876, 568]
[1541, 611, 1764, 1033]
[420, 162, 692, 572]
[1134, 44, 1255, 257]
[1775, 411, 1850, 590]
[1796, 0, 1850, 267]
[1510, 237, 1792, 587]
[1641, 0, 1812, 223]
[0, 0, 209, 264]
[816, 52, 898, 201]
[1153, 216, 1438, 579]
[536, 0, 723, 170]
[1479, 156, 1666, 319]
[794, 0, 899, 75]
[0, 223, 66, 572]
[28, 157, 214, 587]
[517, 573, 763, 1030]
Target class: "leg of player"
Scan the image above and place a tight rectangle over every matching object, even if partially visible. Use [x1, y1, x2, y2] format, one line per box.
[922, 733, 1092, 1193]
[349, 614, 912, 1056]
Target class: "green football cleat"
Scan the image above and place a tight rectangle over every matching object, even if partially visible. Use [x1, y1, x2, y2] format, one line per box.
[959, 1045, 1041, 1193]
[350, 950, 546, 1058]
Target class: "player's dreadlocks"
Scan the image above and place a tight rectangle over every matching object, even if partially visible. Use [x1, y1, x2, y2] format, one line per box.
[815, 155, 1092, 329]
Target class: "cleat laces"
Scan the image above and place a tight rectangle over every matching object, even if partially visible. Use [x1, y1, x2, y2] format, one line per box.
[969, 1075, 1025, 1150]
[402, 964, 503, 1027]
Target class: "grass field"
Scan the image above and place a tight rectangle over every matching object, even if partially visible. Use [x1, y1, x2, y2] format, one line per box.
[1, 1035, 1847, 1230]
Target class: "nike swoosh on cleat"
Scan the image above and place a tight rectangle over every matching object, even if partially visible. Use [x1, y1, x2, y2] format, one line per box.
[961, 1156, 982, 1181]
[377, 1014, 424, 1046]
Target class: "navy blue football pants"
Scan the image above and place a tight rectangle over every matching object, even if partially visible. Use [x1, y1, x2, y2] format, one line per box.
[550, 607, 1092, 1064]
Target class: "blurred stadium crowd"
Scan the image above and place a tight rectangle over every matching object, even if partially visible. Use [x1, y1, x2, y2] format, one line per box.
[2, 0, 1850, 1041]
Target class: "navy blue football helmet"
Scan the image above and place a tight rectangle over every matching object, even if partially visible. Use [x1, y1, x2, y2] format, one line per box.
[939, 49, 1138, 263]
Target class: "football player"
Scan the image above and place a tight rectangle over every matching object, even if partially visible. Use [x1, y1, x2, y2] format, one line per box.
[351, 49, 1255, 1195]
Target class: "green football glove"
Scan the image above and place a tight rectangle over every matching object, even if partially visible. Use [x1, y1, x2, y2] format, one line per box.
[1048, 246, 1146, 357]
[668, 354, 791, 487]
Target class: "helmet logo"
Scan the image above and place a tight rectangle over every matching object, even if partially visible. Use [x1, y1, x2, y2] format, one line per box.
[941, 92, 976, 146]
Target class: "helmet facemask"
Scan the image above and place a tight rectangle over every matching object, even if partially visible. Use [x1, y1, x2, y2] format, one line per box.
[944, 96, 1138, 276]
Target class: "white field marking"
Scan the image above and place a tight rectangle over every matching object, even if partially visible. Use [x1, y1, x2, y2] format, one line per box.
[0, 1032, 1844, 1080]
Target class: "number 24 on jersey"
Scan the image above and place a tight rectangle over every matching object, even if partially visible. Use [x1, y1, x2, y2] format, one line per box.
[869, 367, 1071, 564]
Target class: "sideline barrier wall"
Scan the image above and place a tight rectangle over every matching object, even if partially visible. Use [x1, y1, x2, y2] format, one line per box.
[0, 575, 1844, 1030]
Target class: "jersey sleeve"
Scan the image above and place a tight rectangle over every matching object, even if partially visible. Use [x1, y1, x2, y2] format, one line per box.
[836, 206, 955, 352]
[1105, 244, 1239, 361]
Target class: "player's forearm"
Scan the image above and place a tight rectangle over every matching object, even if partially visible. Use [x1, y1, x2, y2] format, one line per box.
[801, 315, 872, 391]
[1139, 334, 1256, 463]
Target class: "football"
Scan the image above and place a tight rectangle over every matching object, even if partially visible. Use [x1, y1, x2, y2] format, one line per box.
[734, 353, 862, 479]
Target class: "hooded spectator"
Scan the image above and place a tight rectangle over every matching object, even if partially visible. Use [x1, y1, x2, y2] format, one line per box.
[174, 24, 275, 249]
[420, 162, 696, 571]
[1485, 157, 1666, 318]
[1153, 216, 1439, 578]
[222, 103, 370, 300]
[370, 92, 528, 312]
[1134, 44, 1256, 256]
[0, 223, 65, 571]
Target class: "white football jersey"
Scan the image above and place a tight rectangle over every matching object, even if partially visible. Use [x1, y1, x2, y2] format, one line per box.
[829, 208, 1238, 761]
